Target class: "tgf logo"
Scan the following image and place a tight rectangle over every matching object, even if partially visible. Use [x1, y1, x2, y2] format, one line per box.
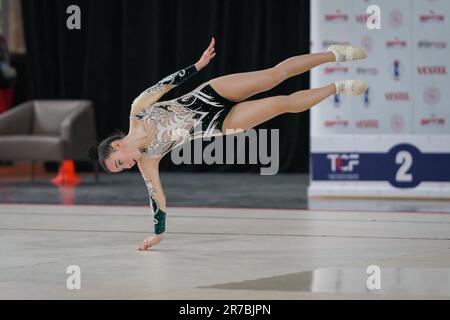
[327, 154, 360, 172]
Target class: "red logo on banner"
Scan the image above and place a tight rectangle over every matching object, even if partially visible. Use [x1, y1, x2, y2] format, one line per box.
[420, 11, 445, 23]
[355, 14, 370, 24]
[423, 87, 441, 106]
[324, 116, 349, 128]
[386, 38, 407, 49]
[325, 65, 349, 75]
[421, 114, 446, 126]
[324, 10, 349, 22]
[417, 66, 447, 75]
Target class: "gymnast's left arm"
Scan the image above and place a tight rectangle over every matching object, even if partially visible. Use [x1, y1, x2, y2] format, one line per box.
[129, 37, 217, 116]
[137, 156, 167, 251]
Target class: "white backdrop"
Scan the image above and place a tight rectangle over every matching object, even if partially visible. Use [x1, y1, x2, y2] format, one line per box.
[309, 0, 450, 199]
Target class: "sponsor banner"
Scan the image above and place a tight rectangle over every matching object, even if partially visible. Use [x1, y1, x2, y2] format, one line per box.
[311, 0, 450, 136]
[310, 0, 450, 197]
[412, 0, 450, 134]
[311, 143, 450, 188]
[310, 0, 354, 135]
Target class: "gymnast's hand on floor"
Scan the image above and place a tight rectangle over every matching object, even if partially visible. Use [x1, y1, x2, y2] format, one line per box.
[137, 234, 164, 251]
[195, 37, 216, 71]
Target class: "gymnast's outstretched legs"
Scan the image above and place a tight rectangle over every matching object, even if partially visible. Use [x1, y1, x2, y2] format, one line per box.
[207, 45, 367, 103]
[205, 45, 368, 132]
[207, 52, 336, 102]
[221, 84, 336, 131]
[221, 80, 368, 132]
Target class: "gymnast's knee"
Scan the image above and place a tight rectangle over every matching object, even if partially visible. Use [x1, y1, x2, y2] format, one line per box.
[268, 67, 287, 87]
[270, 95, 292, 113]
[283, 95, 303, 113]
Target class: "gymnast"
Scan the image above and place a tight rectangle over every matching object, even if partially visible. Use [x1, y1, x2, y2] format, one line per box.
[88, 37, 368, 250]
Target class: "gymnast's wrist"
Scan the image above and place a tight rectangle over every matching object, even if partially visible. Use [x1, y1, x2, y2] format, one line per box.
[153, 209, 166, 235]
[193, 62, 202, 72]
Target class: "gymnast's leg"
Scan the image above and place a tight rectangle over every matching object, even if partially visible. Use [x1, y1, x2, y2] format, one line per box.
[207, 52, 334, 102]
[221, 80, 368, 132]
[208, 45, 367, 102]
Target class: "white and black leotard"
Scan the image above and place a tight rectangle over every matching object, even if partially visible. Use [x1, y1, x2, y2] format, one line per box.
[130, 65, 236, 234]
[130, 65, 235, 158]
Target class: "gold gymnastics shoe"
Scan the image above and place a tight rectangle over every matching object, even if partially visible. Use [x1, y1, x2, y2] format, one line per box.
[327, 45, 368, 62]
[334, 80, 369, 96]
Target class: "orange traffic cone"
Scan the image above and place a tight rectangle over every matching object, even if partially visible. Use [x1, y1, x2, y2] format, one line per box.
[52, 160, 81, 185]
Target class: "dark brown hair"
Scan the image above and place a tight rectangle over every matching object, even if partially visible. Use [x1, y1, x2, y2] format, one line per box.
[88, 130, 125, 172]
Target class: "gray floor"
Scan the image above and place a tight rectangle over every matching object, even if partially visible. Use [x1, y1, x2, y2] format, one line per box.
[1, 203, 450, 299]
[1, 171, 450, 299]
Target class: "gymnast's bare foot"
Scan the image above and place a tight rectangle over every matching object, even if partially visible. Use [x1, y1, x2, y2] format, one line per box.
[138, 234, 164, 250]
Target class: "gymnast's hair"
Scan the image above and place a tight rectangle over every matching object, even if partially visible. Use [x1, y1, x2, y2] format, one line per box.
[88, 129, 125, 172]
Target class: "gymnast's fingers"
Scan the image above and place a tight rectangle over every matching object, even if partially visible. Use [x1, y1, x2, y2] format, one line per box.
[138, 240, 149, 250]
[138, 244, 150, 251]
[208, 37, 215, 51]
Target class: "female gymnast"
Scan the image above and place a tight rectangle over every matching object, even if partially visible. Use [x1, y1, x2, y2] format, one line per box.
[88, 37, 368, 250]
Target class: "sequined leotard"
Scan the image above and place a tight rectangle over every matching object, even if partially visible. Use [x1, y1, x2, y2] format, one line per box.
[130, 65, 236, 234]
[130, 64, 235, 159]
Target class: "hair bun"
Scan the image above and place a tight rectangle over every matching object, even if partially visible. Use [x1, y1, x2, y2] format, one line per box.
[87, 145, 99, 160]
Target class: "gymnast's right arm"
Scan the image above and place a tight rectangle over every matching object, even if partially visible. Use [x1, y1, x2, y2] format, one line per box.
[137, 156, 167, 251]
[130, 37, 217, 117]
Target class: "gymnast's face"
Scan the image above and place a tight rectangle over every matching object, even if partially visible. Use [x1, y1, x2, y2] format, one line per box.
[104, 139, 141, 173]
